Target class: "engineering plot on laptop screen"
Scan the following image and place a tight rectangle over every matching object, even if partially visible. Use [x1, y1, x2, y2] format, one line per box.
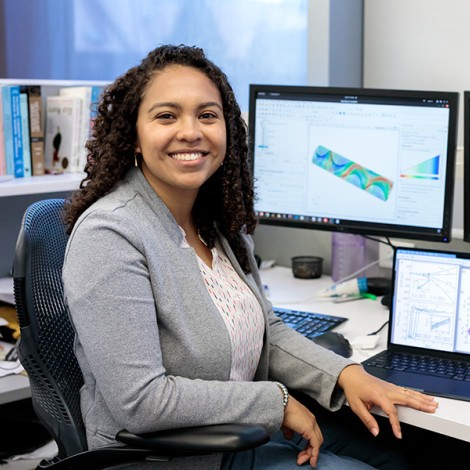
[363, 247, 470, 401]
[391, 249, 470, 354]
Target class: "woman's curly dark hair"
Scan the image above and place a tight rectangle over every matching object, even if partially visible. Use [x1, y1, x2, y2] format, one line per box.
[64, 44, 257, 272]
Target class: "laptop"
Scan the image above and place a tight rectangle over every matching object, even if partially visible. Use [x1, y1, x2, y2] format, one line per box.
[363, 247, 470, 401]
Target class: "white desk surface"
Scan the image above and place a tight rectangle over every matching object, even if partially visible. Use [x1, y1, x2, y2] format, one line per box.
[0, 337, 31, 405]
[260, 266, 470, 443]
[0, 373, 30, 405]
[1, 266, 468, 442]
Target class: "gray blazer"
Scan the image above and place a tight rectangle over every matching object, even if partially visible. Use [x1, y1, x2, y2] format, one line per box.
[63, 168, 355, 468]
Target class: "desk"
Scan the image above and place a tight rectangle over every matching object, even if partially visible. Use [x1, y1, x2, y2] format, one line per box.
[0, 373, 30, 405]
[0, 304, 31, 405]
[1, 267, 469, 442]
[260, 266, 470, 444]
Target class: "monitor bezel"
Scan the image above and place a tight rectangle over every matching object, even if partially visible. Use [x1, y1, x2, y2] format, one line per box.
[464, 91, 470, 242]
[249, 84, 459, 243]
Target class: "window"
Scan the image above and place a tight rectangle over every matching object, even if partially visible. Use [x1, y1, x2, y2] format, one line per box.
[2, 0, 308, 110]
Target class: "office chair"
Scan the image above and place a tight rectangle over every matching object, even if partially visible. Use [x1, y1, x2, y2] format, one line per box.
[12, 198, 269, 469]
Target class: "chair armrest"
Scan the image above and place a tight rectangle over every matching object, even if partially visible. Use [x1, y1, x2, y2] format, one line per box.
[37, 425, 269, 469]
[116, 423, 270, 453]
[37, 424, 269, 470]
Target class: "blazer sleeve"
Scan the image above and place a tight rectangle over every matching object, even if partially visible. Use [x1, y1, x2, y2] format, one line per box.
[241, 234, 358, 411]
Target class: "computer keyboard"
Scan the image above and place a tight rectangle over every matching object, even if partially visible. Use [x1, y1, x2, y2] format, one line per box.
[364, 351, 470, 382]
[272, 306, 347, 339]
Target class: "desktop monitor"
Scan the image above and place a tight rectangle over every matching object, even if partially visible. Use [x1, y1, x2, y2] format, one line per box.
[464, 91, 470, 242]
[249, 85, 458, 243]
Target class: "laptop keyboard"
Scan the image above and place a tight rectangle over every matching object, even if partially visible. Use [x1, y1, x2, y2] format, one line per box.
[273, 306, 347, 339]
[363, 351, 470, 381]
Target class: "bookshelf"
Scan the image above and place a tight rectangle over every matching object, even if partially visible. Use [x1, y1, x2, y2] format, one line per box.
[0, 173, 84, 197]
[0, 78, 107, 285]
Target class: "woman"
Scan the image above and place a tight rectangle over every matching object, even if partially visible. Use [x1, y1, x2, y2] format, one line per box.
[62, 44, 437, 469]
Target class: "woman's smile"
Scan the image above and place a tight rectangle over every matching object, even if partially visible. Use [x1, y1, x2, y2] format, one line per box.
[169, 151, 208, 161]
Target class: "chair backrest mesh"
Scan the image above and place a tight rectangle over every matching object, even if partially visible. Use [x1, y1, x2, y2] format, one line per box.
[13, 198, 88, 458]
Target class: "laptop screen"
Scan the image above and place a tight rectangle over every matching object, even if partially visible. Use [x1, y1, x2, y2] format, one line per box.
[391, 248, 470, 355]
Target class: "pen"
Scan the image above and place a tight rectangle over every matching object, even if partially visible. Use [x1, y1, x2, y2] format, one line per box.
[360, 292, 377, 300]
[332, 293, 377, 303]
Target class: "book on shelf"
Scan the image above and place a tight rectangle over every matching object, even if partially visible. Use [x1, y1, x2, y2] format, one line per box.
[1, 85, 15, 176]
[0, 87, 6, 176]
[59, 85, 103, 172]
[21, 85, 45, 176]
[89, 85, 102, 133]
[1, 85, 27, 178]
[19, 91, 32, 177]
[10, 85, 25, 178]
[44, 95, 82, 174]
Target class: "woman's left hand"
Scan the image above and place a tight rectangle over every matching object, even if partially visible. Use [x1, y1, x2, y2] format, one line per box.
[337, 364, 439, 439]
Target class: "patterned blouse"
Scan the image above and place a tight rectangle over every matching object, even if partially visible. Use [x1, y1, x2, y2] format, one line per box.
[180, 229, 265, 381]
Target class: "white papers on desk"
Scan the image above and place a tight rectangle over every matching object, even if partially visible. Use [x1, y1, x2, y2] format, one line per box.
[0, 359, 23, 377]
[260, 259, 276, 270]
[0, 341, 24, 377]
[0, 276, 14, 305]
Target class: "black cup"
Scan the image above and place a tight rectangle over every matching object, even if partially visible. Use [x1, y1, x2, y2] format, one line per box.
[291, 256, 323, 279]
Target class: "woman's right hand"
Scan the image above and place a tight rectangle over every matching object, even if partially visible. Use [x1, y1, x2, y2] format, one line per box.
[281, 395, 323, 468]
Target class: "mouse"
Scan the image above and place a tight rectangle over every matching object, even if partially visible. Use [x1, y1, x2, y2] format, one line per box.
[381, 293, 391, 308]
[311, 331, 352, 358]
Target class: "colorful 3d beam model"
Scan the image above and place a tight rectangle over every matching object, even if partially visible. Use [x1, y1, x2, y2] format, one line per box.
[312, 145, 394, 201]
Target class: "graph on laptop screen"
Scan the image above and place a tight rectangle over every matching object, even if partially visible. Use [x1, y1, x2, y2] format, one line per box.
[249, 85, 458, 242]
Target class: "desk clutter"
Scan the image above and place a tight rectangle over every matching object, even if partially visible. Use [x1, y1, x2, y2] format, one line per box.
[0, 304, 23, 378]
[0, 305, 19, 344]
[0, 351, 22, 379]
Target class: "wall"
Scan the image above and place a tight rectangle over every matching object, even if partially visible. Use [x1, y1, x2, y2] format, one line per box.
[363, 0, 470, 144]
[253, 0, 470, 274]
[0, 2, 5, 77]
